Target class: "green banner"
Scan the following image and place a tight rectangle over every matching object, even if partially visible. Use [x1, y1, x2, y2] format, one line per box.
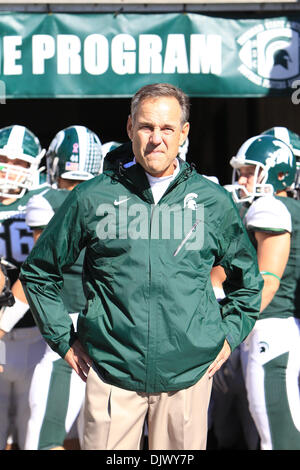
[0, 12, 300, 98]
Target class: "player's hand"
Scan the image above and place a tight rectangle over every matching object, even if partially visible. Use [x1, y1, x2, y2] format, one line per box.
[0, 365, 3, 373]
[64, 339, 92, 382]
[208, 339, 231, 379]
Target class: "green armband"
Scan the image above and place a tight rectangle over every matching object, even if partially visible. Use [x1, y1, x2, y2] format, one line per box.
[260, 271, 281, 282]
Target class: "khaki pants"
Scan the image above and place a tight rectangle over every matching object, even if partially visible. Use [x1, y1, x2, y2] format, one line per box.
[83, 367, 212, 450]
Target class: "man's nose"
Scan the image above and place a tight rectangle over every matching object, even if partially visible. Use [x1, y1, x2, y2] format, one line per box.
[150, 128, 163, 145]
[238, 175, 247, 185]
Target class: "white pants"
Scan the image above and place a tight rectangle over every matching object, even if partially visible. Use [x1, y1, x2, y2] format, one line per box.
[24, 314, 86, 450]
[0, 326, 46, 450]
[241, 317, 300, 450]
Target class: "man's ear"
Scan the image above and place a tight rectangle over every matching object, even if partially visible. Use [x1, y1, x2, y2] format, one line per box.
[127, 115, 133, 140]
[179, 122, 190, 146]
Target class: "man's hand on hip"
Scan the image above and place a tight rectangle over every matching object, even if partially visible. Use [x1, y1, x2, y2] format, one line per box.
[64, 339, 92, 382]
[208, 339, 231, 378]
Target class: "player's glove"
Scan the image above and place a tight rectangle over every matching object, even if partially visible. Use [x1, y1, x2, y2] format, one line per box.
[0, 258, 15, 308]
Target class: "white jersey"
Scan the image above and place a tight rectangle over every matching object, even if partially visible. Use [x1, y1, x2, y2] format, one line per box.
[244, 195, 292, 234]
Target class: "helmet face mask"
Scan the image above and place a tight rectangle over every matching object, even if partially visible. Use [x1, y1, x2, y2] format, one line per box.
[230, 162, 273, 203]
[229, 135, 296, 203]
[46, 125, 103, 186]
[0, 125, 44, 199]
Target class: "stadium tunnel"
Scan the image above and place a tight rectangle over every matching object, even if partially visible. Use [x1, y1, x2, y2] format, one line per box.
[2, 95, 299, 187]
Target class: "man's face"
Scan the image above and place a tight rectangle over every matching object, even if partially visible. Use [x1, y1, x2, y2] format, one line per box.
[127, 96, 189, 177]
[0, 155, 29, 180]
[237, 165, 258, 198]
[0, 155, 29, 196]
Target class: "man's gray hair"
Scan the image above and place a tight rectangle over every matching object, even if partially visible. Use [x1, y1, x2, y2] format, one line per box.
[130, 83, 190, 126]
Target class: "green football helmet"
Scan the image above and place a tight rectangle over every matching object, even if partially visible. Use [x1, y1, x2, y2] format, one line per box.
[0, 125, 45, 199]
[230, 134, 296, 203]
[261, 127, 300, 158]
[46, 125, 103, 185]
[262, 127, 300, 199]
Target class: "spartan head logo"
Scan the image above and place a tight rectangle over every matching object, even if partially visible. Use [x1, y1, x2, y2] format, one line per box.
[273, 49, 292, 69]
[238, 22, 300, 88]
[257, 26, 300, 81]
[265, 139, 293, 168]
[184, 193, 198, 210]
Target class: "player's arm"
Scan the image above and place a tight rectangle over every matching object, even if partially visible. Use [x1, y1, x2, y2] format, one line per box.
[0, 199, 49, 339]
[0, 278, 30, 339]
[245, 196, 292, 313]
[33, 228, 43, 243]
[255, 230, 290, 312]
[210, 265, 226, 301]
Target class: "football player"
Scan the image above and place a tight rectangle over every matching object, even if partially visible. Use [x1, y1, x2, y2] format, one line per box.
[23, 125, 103, 450]
[0, 125, 48, 450]
[229, 134, 300, 450]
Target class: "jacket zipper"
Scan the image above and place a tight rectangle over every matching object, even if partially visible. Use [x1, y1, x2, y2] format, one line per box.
[173, 219, 201, 257]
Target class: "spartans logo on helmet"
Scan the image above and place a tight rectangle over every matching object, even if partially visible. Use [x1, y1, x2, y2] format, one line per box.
[261, 127, 300, 199]
[0, 125, 45, 199]
[46, 125, 103, 186]
[261, 127, 300, 160]
[229, 134, 296, 203]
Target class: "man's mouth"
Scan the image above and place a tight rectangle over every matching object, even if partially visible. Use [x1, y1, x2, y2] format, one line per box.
[146, 149, 164, 157]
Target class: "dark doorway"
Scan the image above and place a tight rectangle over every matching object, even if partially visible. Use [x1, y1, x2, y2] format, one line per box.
[1, 95, 299, 185]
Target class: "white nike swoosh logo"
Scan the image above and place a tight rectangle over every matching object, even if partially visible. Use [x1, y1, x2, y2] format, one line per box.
[114, 197, 131, 206]
[17, 205, 27, 211]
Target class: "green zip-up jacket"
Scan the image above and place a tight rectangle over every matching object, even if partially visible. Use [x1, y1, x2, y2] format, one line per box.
[20, 154, 262, 393]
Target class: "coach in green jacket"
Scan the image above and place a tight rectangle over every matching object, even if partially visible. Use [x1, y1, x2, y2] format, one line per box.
[20, 83, 262, 450]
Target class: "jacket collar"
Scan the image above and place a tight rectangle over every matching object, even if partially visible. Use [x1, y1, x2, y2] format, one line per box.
[104, 142, 195, 203]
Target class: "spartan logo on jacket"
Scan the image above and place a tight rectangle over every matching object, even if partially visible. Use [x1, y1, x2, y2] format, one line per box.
[95, 197, 204, 252]
[183, 193, 198, 210]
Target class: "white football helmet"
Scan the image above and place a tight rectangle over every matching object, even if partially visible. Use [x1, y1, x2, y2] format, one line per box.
[0, 125, 45, 199]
